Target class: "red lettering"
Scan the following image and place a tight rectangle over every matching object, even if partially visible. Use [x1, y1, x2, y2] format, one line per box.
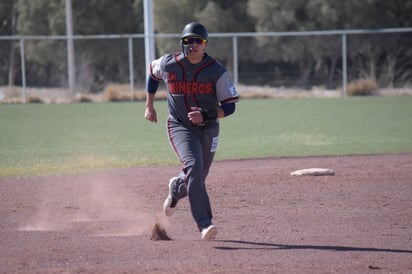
[206, 83, 212, 94]
[168, 81, 214, 95]
[177, 81, 185, 92]
[198, 83, 204, 94]
[168, 82, 175, 92]
[186, 82, 192, 94]
[167, 72, 177, 81]
[192, 82, 198, 94]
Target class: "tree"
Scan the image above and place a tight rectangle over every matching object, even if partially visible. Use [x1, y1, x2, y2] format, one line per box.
[6, 0, 412, 89]
[152, 0, 208, 56]
[152, 0, 254, 71]
[15, 0, 145, 89]
[246, 0, 412, 88]
[247, 0, 344, 88]
[197, 0, 255, 70]
[71, 0, 144, 91]
[16, 0, 74, 86]
[0, 0, 17, 86]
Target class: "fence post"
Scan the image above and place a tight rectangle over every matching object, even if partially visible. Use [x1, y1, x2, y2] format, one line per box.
[232, 36, 238, 87]
[65, 0, 76, 94]
[342, 33, 347, 97]
[128, 37, 134, 100]
[19, 38, 26, 103]
[143, 0, 155, 84]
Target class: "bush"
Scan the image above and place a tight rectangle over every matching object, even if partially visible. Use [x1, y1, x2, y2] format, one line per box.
[104, 85, 168, 102]
[74, 93, 94, 103]
[27, 96, 44, 103]
[347, 79, 379, 96]
[103, 84, 132, 102]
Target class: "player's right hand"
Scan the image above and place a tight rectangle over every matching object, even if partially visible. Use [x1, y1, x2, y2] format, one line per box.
[145, 106, 157, 123]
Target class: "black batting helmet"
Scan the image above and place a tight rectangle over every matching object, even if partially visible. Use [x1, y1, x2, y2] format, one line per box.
[181, 22, 208, 41]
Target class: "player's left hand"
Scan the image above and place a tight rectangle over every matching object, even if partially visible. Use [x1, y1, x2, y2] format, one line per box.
[188, 107, 203, 125]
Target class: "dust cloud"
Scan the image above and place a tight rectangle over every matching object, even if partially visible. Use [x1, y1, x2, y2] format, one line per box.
[18, 174, 168, 237]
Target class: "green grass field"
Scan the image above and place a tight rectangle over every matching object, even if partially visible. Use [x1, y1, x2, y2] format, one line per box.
[1, 96, 412, 177]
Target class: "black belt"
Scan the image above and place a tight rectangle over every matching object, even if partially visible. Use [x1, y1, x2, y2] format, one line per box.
[170, 115, 208, 129]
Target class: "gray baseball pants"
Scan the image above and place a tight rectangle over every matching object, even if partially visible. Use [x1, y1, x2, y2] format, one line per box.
[167, 116, 219, 230]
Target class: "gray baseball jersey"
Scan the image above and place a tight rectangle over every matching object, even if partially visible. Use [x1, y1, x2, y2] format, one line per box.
[150, 52, 239, 127]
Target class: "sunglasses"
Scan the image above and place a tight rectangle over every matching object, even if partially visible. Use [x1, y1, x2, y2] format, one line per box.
[182, 37, 207, 45]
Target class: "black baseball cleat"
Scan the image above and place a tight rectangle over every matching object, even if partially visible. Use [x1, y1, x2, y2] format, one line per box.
[163, 177, 179, 217]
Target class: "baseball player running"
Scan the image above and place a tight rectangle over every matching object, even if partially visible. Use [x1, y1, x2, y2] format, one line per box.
[144, 22, 239, 240]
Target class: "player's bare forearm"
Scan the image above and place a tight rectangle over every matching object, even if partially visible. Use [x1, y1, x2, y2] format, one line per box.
[217, 107, 225, 119]
[145, 93, 155, 108]
[144, 93, 157, 123]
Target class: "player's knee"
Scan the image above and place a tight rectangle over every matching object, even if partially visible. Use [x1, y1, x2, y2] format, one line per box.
[185, 162, 204, 183]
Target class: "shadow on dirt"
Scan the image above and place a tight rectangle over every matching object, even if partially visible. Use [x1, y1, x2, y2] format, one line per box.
[214, 240, 412, 254]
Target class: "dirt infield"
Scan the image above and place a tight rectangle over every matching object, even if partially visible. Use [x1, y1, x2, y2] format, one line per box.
[1, 154, 411, 273]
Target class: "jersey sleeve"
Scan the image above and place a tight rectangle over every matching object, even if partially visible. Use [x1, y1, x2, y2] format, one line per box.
[216, 71, 239, 104]
[149, 56, 164, 80]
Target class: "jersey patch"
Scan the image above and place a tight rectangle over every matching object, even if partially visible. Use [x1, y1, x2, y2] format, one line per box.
[229, 85, 238, 97]
[211, 136, 219, 152]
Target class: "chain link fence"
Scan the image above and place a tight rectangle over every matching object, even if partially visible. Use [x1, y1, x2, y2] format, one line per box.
[1, 27, 411, 102]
